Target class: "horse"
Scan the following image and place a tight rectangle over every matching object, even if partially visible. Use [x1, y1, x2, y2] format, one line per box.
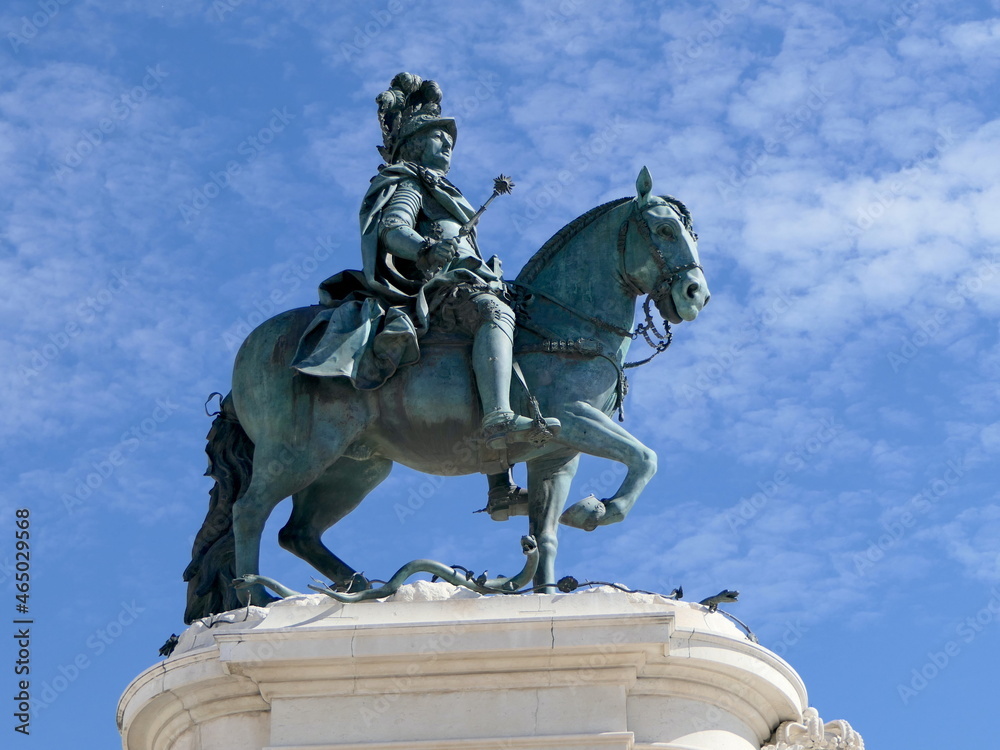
[183, 167, 709, 620]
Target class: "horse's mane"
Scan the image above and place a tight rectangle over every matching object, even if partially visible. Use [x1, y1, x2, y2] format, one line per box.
[518, 194, 696, 284]
[661, 195, 697, 240]
[519, 197, 631, 283]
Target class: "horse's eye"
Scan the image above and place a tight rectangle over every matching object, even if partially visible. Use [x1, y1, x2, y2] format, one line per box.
[657, 226, 676, 242]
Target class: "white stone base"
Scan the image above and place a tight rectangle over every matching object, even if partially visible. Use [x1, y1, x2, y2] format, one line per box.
[119, 584, 812, 750]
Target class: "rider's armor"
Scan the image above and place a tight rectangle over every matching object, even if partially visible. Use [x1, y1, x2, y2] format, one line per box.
[372, 75, 558, 453]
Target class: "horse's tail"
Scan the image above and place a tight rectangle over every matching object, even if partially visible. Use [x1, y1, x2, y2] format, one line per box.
[183, 393, 255, 624]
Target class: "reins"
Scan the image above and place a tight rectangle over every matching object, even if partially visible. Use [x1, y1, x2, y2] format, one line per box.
[510, 201, 701, 420]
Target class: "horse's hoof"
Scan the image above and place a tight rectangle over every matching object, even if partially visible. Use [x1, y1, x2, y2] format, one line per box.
[559, 494, 606, 531]
[597, 500, 626, 526]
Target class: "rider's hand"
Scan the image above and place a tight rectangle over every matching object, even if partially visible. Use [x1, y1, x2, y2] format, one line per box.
[425, 237, 460, 267]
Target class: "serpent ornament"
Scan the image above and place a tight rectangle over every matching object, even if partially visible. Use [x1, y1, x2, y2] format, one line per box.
[233, 535, 539, 603]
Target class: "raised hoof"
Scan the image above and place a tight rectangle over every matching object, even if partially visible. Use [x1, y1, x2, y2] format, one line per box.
[559, 494, 606, 531]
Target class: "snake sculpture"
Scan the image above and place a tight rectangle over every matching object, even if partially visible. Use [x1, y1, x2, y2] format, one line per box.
[233, 535, 539, 603]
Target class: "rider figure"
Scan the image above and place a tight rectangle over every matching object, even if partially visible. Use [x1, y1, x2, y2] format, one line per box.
[361, 72, 559, 452]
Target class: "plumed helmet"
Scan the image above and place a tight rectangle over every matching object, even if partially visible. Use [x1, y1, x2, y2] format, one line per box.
[376, 72, 457, 163]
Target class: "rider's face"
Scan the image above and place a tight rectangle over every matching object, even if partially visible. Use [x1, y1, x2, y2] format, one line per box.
[420, 128, 453, 172]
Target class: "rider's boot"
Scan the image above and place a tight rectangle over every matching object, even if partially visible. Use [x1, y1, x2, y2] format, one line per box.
[472, 300, 560, 450]
[483, 470, 529, 521]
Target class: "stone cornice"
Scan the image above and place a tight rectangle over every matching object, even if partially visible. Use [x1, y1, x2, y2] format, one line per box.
[119, 587, 815, 749]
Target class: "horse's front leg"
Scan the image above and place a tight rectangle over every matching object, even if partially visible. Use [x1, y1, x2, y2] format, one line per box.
[526, 451, 581, 593]
[552, 401, 657, 531]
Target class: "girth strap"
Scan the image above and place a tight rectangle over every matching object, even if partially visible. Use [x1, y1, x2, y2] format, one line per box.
[514, 337, 629, 423]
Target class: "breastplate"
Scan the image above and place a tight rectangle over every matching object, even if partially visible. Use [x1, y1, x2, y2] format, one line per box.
[417, 189, 477, 258]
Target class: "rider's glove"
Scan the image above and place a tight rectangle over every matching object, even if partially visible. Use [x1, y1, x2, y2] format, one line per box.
[421, 236, 460, 269]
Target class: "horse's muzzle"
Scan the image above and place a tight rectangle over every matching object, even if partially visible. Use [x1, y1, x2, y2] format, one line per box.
[653, 288, 683, 324]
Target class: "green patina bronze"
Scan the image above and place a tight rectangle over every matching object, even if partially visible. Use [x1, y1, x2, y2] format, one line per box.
[293, 73, 557, 453]
[183, 74, 710, 621]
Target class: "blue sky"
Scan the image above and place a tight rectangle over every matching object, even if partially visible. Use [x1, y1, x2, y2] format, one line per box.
[1, 1, 998, 747]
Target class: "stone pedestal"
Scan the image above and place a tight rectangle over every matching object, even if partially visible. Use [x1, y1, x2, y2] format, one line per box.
[119, 584, 859, 750]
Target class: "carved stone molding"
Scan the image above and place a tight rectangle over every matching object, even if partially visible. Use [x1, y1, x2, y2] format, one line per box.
[122, 586, 810, 749]
[762, 707, 865, 750]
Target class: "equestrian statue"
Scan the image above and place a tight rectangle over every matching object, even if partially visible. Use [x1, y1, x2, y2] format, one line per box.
[184, 73, 710, 622]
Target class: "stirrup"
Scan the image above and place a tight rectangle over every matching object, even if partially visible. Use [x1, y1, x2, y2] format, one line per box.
[482, 410, 560, 451]
[478, 483, 529, 522]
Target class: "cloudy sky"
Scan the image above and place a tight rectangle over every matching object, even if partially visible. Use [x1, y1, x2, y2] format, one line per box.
[1, 1, 998, 747]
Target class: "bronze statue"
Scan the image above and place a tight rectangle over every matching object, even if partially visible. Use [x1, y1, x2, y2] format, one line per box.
[184, 73, 710, 621]
[293, 73, 559, 451]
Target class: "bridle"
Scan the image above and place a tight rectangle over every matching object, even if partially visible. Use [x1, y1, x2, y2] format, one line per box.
[513, 199, 701, 346]
[619, 199, 702, 307]
[510, 199, 702, 419]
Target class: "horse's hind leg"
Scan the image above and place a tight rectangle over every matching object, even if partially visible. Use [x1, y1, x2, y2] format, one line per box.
[278, 456, 393, 588]
[233, 442, 334, 606]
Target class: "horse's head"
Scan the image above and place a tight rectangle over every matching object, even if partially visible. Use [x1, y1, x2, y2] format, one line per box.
[622, 167, 710, 324]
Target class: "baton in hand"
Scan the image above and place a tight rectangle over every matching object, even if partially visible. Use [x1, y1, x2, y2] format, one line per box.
[458, 174, 515, 237]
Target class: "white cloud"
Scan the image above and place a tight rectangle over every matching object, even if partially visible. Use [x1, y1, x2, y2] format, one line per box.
[3, 5, 1000, 746]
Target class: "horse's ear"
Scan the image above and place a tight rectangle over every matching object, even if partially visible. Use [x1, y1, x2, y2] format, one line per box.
[636, 166, 653, 207]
